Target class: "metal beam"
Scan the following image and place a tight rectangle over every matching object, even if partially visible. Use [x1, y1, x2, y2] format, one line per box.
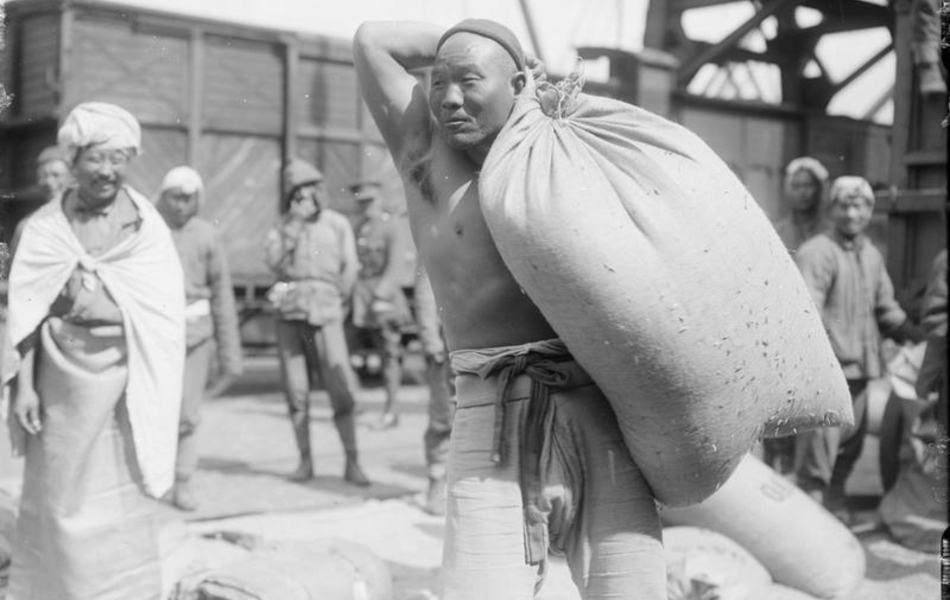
[798, 0, 893, 25]
[643, 0, 669, 49]
[828, 42, 894, 96]
[860, 83, 894, 120]
[670, 0, 749, 11]
[677, 0, 796, 86]
[689, 41, 784, 65]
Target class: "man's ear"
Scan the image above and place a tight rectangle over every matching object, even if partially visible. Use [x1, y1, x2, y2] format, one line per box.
[511, 71, 527, 95]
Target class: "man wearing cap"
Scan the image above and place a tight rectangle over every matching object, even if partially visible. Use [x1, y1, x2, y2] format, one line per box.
[794, 175, 924, 523]
[157, 166, 243, 511]
[2, 146, 73, 248]
[2, 102, 184, 598]
[350, 179, 413, 430]
[772, 156, 829, 255]
[1, 146, 74, 339]
[264, 159, 370, 486]
[763, 156, 830, 475]
[355, 19, 665, 600]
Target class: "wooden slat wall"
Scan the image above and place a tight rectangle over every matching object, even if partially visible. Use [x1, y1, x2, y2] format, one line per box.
[296, 57, 359, 130]
[70, 14, 189, 125]
[18, 13, 60, 118]
[203, 35, 283, 135]
[360, 142, 404, 215]
[125, 126, 189, 198]
[197, 133, 281, 284]
[2, 127, 56, 188]
[679, 104, 798, 219]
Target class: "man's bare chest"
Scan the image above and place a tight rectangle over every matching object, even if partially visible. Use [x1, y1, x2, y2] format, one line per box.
[403, 146, 497, 260]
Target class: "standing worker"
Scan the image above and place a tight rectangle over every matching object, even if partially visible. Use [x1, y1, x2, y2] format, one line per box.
[34, 145, 73, 204]
[350, 179, 414, 430]
[157, 166, 244, 511]
[765, 156, 829, 474]
[2, 102, 185, 599]
[264, 159, 370, 486]
[2, 146, 73, 249]
[772, 156, 829, 254]
[794, 176, 924, 522]
[355, 19, 665, 599]
[2, 146, 75, 341]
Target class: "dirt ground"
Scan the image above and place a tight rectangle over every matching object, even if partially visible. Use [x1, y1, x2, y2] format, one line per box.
[0, 353, 943, 599]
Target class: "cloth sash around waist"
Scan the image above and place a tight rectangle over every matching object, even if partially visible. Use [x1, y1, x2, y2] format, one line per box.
[450, 338, 594, 565]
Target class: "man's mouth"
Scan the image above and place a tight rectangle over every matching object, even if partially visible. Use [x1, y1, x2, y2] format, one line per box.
[444, 116, 471, 130]
[92, 179, 116, 191]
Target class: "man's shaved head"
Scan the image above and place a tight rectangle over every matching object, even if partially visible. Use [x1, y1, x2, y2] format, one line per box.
[437, 18, 525, 70]
[436, 33, 519, 75]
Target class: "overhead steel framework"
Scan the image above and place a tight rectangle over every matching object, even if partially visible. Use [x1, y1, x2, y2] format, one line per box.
[641, 0, 896, 111]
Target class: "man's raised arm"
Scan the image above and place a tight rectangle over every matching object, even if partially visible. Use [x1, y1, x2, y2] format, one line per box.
[353, 21, 443, 162]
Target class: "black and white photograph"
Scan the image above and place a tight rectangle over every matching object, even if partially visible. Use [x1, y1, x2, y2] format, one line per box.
[0, 1, 946, 599]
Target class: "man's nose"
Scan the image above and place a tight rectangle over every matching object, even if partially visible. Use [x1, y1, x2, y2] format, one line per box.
[441, 84, 463, 109]
[96, 162, 116, 177]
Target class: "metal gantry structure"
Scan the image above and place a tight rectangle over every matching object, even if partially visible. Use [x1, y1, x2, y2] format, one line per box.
[600, 0, 945, 300]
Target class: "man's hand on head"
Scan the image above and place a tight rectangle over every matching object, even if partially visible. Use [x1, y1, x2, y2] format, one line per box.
[525, 55, 546, 83]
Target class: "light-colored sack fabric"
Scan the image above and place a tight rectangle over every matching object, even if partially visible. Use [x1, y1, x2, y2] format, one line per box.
[196, 538, 392, 600]
[478, 75, 852, 505]
[664, 526, 772, 600]
[878, 396, 948, 553]
[659, 454, 865, 600]
[759, 584, 822, 600]
[2, 185, 185, 497]
[8, 320, 162, 600]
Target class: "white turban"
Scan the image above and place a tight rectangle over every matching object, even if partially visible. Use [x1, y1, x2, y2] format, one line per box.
[829, 176, 875, 206]
[58, 102, 141, 158]
[160, 166, 203, 196]
[784, 156, 828, 185]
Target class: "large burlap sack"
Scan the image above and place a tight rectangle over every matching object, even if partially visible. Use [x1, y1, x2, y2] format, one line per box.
[196, 538, 392, 600]
[478, 74, 852, 505]
[659, 454, 865, 600]
[760, 584, 822, 600]
[878, 396, 948, 553]
[663, 526, 772, 600]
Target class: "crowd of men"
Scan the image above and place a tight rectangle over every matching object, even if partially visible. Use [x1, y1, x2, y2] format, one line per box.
[0, 15, 944, 600]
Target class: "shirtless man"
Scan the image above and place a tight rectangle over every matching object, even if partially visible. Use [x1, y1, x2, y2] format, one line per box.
[354, 19, 664, 600]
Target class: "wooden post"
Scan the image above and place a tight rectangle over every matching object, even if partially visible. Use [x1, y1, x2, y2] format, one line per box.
[58, 1, 75, 117]
[643, 0, 669, 50]
[187, 26, 203, 165]
[281, 38, 300, 203]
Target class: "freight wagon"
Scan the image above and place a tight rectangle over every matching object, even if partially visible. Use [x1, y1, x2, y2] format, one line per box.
[0, 0, 414, 346]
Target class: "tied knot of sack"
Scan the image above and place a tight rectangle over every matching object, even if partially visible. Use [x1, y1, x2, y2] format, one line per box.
[533, 62, 585, 120]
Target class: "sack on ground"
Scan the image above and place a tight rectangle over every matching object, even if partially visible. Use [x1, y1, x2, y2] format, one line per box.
[196, 538, 392, 600]
[878, 398, 948, 553]
[664, 526, 772, 600]
[478, 73, 852, 505]
[659, 454, 865, 600]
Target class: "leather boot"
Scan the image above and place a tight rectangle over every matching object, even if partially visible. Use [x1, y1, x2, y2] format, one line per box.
[336, 411, 370, 486]
[288, 416, 314, 482]
[344, 458, 371, 487]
